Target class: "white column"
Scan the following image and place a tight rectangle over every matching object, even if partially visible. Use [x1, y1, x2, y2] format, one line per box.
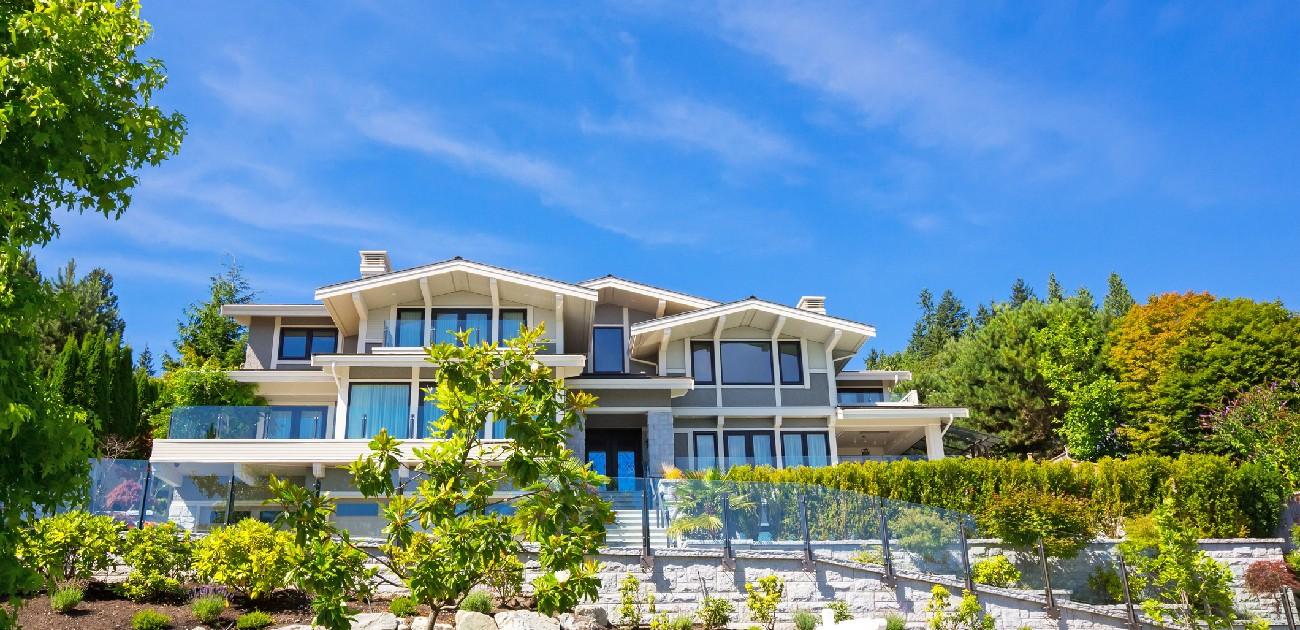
[333, 366, 350, 439]
[924, 423, 946, 460]
[828, 415, 839, 465]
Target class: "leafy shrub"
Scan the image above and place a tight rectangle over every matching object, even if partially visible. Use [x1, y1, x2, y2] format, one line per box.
[460, 590, 494, 614]
[1243, 560, 1300, 596]
[826, 600, 852, 623]
[618, 573, 646, 628]
[849, 547, 883, 565]
[885, 613, 907, 630]
[1236, 462, 1288, 537]
[890, 508, 956, 561]
[192, 518, 299, 600]
[977, 490, 1095, 558]
[236, 611, 274, 630]
[699, 595, 734, 630]
[191, 595, 227, 625]
[121, 522, 192, 601]
[969, 556, 1021, 588]
[925, 586, 992, 630]
[1084, 566, 1123, 604]
[793, 609, 819, 630]
[389, 595, 419, 617]
[745, 575, 783, 630]
[132, 609, 172, 630]
[669, 615, 693, 630]
[49, 587, 83, 613]
[18, 511, 124, 588]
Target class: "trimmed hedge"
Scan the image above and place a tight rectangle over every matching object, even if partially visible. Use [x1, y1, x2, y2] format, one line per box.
[720, 454, 1286, 538]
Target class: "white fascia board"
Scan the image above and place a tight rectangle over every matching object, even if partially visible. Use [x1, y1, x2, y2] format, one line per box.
[578, 277, 719, 309]
[566, 377, 695, 391]
[227, 370, 336, 383]
[630, 299, 877, 338]
[314, 259, 598, 301]
[836, 406, 970, 421]
[220, 304, 330, 318]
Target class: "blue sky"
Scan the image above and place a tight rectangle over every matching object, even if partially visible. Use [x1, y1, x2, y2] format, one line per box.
[33, 1, 1300, 364]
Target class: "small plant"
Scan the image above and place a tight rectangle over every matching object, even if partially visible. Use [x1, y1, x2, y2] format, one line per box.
[793, 609, 819, 630]
[977, 490, 1095, 559]
[122, 522, 192, 601]
[390, 595, 419, 617]
[192, 518, 299, 600]
[669, 615, 693, 630]
[618, 573, 647, 628]
[1243, 560, 1300, 596]
[925, 586, 992, 630]
[745, 574, 784, 630]
[969, 556, 1021, 588]
[650, 612, 670, 630]
[460, 590, 494, 614]
[699, 595, 734, 630]
[885, 614, 907, 630]
[1084, 566, 1123, 604]
[236, 611, 274, 630]
[826, 600, 852, 623]
[191, 595, 227, 625]
[49, 587, 83, 613]
[132, 609, 173, 630]
[849, 547, 884, 565]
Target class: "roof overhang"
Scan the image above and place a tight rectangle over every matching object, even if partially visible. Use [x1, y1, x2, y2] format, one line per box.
[629, 299, 876, 364]
[579, 276, 718, 313]
[836, 406, 969, 425]
[837, 370, 914, 383]
[221, 304, 330, 324]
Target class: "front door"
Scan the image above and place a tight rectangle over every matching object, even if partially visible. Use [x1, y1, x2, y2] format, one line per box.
[586, 429, 643, 492]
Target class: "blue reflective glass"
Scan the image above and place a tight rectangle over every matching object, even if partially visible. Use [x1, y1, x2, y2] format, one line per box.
[346, 384, 411, 439]
[396, 309, 424, 347]
[720, 341, 774, 385]
[592, 327, 624, 373]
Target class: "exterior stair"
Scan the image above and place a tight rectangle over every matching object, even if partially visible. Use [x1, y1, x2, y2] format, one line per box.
[600, 491, 668, 548]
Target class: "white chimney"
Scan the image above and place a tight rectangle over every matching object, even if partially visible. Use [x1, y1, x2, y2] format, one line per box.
[796, 295, 826, 314]
[359, 250, 391, 278]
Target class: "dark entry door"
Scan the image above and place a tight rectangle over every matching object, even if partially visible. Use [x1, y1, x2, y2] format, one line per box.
[586, 429, 643, 492]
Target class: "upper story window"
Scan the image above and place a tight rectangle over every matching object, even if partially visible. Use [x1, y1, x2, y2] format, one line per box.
[498, 309, 527, 345]
[394, 308, 425, 347]
[719, 341, 774, 385]
[279, 328, 338, 360]
[591, 326, 624, 373]
[778, 341, 803, 385]
[691, 341, 715, 384]
[433, 309, 491, 346]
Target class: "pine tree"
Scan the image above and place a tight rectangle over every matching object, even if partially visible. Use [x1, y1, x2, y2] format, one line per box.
[109, 338, 137, 439]
[1076, 286, 1095, 307]
[974, 303, 995, 329]
[172, 260, 256, 369]
[932, 290, 969, 343]
[49, 337, 81, 404]
[1009, 279, 1036, 307]
[136, 345, 155, 376]
[908, 289, 936, 354]
[78, 330, 110, 429]
[1102, 272, 1136, 324]
[1047, 274, 1064, 302]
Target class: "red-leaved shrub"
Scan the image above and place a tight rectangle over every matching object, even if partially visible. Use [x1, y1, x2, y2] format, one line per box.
[1243, 560, 1300, 595]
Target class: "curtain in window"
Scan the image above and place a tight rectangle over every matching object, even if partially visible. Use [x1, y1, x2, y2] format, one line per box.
[416, 383, 444, 439]
[752, 434, 775, 467]
[395, 310, 424, 347]
[347, 384, 411, 439]
[464, 312, 490, 345]
[498, 310, 526, 344]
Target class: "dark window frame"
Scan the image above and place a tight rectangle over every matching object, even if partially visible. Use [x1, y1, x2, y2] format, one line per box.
[780, 430, 830, 467]
[497, 308, 528, 345]
[693, 431, 718, 466]
[723, 429, 777, 466]
[778, 340, 803, 385]
[837, 388, 886, 405]
[278, 327, 338, 360]
[691, 341, 716, 385]
[719, 340, 775, 385]
[431, 308, 493, 346]
[394, 308, 426, 347]
[591, 325, 625, 374]
[266, 405, 330, 439]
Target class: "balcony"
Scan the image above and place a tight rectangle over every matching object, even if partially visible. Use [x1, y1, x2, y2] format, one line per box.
[167, 406, 333, 440]
[835, 389, 919, 407]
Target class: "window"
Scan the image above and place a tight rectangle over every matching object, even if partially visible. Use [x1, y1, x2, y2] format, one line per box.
[498, 309, 527, 344]
[693, 432, 718, 470]
[432, 309, 491, 346]
[591, 326, 624, 373]
[720, 341, 774, 385]
[416, 382, 444, 439]
[691, 341, 715, 384]
[723, 430, 775, 468]
[837, 389, 885, 405]
[346, 383, 411, 439]
[335, 502, 380, 517]
[781, 431, 830, 468]
[264, 406, 329, 439]
[778, 341, 803, 385]
[278, 328, 337, 360]
[393, 308, 425, 347]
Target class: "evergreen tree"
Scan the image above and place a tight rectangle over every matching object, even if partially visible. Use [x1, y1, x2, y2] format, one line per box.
[49, 337, 81, 405]
[136, 345, 155, 376]
[36, 259, 126, 372]
[108, 338, 137, 439]
[1009, 278, 1036, 307]
[1047, 274, 1064, 302]
[1102, 272, 1136, 324]
[906, 289, 968, 360]
[170, 261, 255, 369]
[908, 289, 936, 353]
[973, 303, 995, 329]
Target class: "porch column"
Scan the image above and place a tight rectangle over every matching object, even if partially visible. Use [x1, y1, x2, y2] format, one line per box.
[924, 422, 945, 460]
[646, 411, 674, 477]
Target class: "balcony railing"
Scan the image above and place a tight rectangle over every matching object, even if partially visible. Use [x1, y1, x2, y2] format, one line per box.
[835, 389, 919, 406]
[375, 319, 555, 353]
[167, 406, 333, 440]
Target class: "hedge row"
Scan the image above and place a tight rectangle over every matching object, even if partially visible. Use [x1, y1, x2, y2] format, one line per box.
[720, 455, 1288, 538]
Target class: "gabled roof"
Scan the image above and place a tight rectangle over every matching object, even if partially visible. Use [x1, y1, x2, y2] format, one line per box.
[314, 257, 597, 301]
[578, 275, 719, 310]
[629, 297, 876, 338]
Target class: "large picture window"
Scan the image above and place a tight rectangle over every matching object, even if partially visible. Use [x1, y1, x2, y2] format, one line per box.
[432, 309, 491, 346]
[278, 328, 337, 360]
[346, 383, 411, 439]
[263, 406, 330, 439]
[720, 341, 774, 385]
[393, 308, 425, 347]
[591, 326, 624, 373]
[778, 341, 803, 385]
[723, 430, 775, 468]
[781, 431, 829, 468]
[693, 432, 718, 470]
[691, 341, 715, 384]
[498, 309, 527, 344]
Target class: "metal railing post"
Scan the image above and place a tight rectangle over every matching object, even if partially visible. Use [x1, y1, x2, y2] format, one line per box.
[799, 492, 813, 571]
[136, 465, 153, 529]
[959, 520, 974, 593]
[721, 494, 735, 570]
[640, 481, 653, 568]
[1282, 585, 1297, 630]
[313, 476, 322, 499]
[1038, 537, 1057, 616]
[877, 497, 895, 584]
[1117, 555, 1139, 629]
[224, 473, 237, 526]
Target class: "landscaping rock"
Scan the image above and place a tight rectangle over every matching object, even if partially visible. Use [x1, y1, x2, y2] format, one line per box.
[826, 619, 887, 630]
[557, 613, 603, 630]
[409, 617, 430, 630]
[354, 612, 400, 630]
[457, 610, 499, 630]
[274, 626, 317, 630]
[495, 610, 560, 630]
[572, 606, 609, 627]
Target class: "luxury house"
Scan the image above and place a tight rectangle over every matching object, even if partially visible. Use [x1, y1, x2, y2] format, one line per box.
[147, 252, 968, 532]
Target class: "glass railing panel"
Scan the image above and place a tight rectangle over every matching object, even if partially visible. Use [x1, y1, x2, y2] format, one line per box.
[835, 454, 926, 464]
[883, 498, 969, 582]
[146, 462, 237, 532]
[661, 476, 726, 549]
[86, 458, 151, 525]
[168, 406, 334, 440]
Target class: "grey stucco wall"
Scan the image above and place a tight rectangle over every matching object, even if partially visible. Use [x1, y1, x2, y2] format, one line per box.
[245, 316, 275, 369]
[584, 389, 672, 408]
[722, 387, 777, 407]
[780, 374, 831, 406]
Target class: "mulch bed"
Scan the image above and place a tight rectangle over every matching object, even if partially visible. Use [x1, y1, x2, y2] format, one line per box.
[15, 582, 446, 629]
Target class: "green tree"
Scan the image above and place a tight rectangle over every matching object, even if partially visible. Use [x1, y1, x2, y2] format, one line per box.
[35, 260, 125, 371]
[1205, 381, 1300, 490]
[907, 289, 968, 360]
[1101, 272, 1135, 325]
[0, 0, 184, 623]
[1033, 296, 1121, 459]
[148, 366, 262, 438]
[1121, 502, 1238, 630]
[1008, 278, 1035, 307]
[1046, 274, 1064, 302]
[269, 325, 612, 628]
[168, 261, 255, 370]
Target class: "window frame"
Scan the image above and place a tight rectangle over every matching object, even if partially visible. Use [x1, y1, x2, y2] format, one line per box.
[497, 308, 528, 345]
[837, 388, 886, 405]
[394, 307, 426, 347]
[719, 340, 775, 385]
[264, 405, 331, 439]
[591, 325, 625, 374]
[430, 308, 493, 346]
[723, 430, 777, 468]
[277, 327, 339, 361]
[778, 340, 804, 385]
[780, 430, 830, 468]
[690, 341, 716, 385]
